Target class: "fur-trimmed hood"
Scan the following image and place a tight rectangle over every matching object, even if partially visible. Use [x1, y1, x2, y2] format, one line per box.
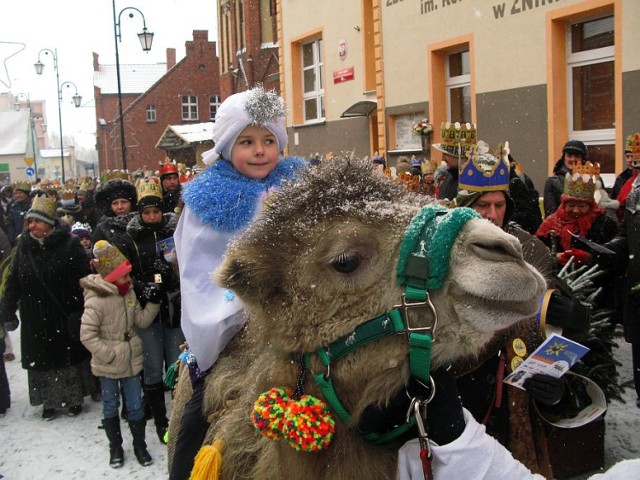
[80, 273, 119, 298]
[126, 212, 178, 239]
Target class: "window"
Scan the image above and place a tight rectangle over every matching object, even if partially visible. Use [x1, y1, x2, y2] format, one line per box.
[567, 15, 615, 171]
[146, 105, 156, 123]
[301, 38, 325, 123]
[182, 95, 198, 121]
[446, 50, 471, 123]
[210, 95, 221, 120]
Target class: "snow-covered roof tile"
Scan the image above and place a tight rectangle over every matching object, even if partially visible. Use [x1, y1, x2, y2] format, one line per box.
[93, 63, 167, 94]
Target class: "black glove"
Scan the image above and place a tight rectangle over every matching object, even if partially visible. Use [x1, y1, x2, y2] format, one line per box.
[357, 368, 465, 446]
[142, 283, 163, 304]
[546, 291, 590, 332]
[524, 373, 566, 406]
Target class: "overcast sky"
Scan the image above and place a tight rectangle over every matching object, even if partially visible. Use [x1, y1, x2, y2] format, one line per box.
[1, 0, 217, 149]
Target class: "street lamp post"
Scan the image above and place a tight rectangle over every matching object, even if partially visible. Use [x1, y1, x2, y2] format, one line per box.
[34, 48, 82, 183]
[112, 0, 154, 171]
[13, 93, 39, 181]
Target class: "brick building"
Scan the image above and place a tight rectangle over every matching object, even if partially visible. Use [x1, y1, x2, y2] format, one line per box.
[218, 0, 280, 97]
[93, 30, 220, 173]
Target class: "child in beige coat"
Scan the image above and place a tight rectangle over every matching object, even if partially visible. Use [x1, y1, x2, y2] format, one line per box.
[80, 240, 161, 469]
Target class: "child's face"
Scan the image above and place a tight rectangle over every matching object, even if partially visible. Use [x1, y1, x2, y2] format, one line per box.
[79, 237, 91, 249]
[141, 206, 163, 224]
[113, 273, 131, 285]
[230, 125, 280, 179]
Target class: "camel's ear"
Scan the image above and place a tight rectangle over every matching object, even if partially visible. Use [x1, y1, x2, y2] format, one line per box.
[215, 249, 283, 306]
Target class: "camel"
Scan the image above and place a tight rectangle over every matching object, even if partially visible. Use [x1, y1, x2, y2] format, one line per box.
[168, 156, 547, 479]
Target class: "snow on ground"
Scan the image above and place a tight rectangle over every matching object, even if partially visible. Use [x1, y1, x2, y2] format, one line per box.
[1, 328, 640, 479]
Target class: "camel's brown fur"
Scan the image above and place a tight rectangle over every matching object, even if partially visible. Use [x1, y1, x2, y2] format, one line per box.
[169, 157, 546, 479]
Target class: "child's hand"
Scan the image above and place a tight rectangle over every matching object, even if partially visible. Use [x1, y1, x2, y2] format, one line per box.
[143, 283, 163, 304]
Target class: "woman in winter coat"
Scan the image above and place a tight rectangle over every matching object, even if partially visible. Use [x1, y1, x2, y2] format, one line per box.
[92, 178, 137, 256]
[80, 240, 161, 468]
[124, 177, 183, 444]
[542, 140, 587, 217]
[6, 183, 32, 245]
[0, 194, 92, 420]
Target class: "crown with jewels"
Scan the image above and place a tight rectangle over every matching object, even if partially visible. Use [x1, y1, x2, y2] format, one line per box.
[159, 158, 179, 177]
[563, 161, 600, 200]
[12, 180, 31, 193]
[626, 132, 640, 160]
[100, 170, 130, 182]
[458, 141, 510, 192]
[60, 189, 76, 201]
[434, 122, 477, 157]
[136, 176, 162, 202]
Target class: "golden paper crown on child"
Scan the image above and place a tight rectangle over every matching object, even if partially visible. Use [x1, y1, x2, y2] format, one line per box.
[563, 161, 600, 200]
[136, 176, 163, 211]
[626, 132, 640, 160]
[92, 240, 132, 282]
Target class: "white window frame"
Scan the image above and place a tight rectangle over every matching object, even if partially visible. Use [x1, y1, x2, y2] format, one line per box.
[210, 95, 221, 120]
[146, 105, 156, 123]
[566, 15, 614, 144]
[445, 49, 471, 123]
[301, 38, 325, 124]
[182, 95, 199, 121]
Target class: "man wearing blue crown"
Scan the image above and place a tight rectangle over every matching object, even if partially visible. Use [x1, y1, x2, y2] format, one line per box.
[451, 140, 608, 479]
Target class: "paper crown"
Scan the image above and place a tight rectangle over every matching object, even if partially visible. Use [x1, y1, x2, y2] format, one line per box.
[93, 240, 132, 282]
[563, 161, 600, 200]
[61, 189, 76, 201]
[136, 176, 163, 210]
[433, 122, 477, 156]
[71, 221, 92, 238]
[26, 194, 57, 225]
[100, 170, 130, 182]
[421, 161, 436, 174]
[12, 180, 31, 193]
[626, 132, 640, 160]
[77, 180, 91, 194]
[458, 141, 510, 192]
[159, 158, 179, 177]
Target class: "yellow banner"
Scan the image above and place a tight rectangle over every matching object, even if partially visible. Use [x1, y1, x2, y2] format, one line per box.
[24, 157, 34, 167]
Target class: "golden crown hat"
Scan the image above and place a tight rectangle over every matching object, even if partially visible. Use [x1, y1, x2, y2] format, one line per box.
[12, 180, 31, 193]
[92, 240, 132, 282]
[136, 176, 163, 202]
[77, 180, 91, 194]
[421, 161, 437, 174]
[100, 170, 130, 183]
[458, 141, 510, 192]
[433, 122, 477, 157]
[28, 194, 57, 223]
[60, 188, 76, 201]
[626, 132, 640, 159]
[563, 161, 600, 200]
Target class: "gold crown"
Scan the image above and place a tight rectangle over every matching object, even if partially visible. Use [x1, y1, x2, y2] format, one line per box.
[13, 180, 31, 193]
[61, 189, 76, 201]
[101, 170, 130, 182]
[136, 176, 163, 202]
[626, 132, 640, 159]
[439, 122, 477, 148]
[30, 194, 57, 219]
[563, 163, 600, 200]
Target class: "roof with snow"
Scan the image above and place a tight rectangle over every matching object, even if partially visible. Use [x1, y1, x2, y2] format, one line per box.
[0, 110, 29, 155]
[41, 148, 69, 158]
[155, 122, 214, 149]
[93, 63, 167, 94]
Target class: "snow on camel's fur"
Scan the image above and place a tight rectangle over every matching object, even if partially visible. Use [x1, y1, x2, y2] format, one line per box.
[168, 157, 547, 479]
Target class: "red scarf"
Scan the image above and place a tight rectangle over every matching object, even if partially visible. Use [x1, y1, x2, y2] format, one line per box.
[536, 196, 605, 251]
[117, 282, 131, 296]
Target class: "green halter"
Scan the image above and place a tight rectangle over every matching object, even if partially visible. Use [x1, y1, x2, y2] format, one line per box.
[304, 205, 480, 444]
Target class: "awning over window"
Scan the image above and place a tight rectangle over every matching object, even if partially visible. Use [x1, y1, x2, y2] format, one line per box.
[340, 100, 377, 118]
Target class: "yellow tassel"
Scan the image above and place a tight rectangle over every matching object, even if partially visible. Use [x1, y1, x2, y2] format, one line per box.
[190, 439, 224, 480]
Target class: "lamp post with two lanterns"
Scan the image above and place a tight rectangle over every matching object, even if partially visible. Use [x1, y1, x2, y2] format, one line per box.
[34, 48, 82, 183]
[112, 0, 154, 171]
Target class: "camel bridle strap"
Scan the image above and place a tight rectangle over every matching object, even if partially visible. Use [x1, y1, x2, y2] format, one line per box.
[304, 205, 481, 445]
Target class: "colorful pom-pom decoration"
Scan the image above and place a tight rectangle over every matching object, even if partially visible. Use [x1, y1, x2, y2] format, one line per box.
[283, 394, 335, 452]
[252, 387, 293, 440]
[251, 387, 335, 452]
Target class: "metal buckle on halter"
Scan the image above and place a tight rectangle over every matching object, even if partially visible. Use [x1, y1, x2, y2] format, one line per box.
[394, 294, 438, 338]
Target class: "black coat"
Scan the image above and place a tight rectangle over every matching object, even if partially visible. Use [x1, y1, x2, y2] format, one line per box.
[509, 169, 542, 235]
[92, 212, 137, 256]
[125, 213, 180, 328]
[542, 158, 569, 217]
[0, 222, 91, 371]
[6, 199, 30, 245]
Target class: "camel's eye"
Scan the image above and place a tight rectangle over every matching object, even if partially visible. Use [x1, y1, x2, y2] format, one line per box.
[331, 252, 361, 274]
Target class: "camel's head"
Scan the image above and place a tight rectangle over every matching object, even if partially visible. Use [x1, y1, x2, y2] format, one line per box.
[216, 157, 546, 368]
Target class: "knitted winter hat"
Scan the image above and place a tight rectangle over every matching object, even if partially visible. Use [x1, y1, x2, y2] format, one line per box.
[94, 178, 137, 216]
[136, 177, 163, 211]
[25, 194, 57, 226]
[202, 86, 288, 166]
[71, 221, 92, 239]
[92, 240, 132, 283]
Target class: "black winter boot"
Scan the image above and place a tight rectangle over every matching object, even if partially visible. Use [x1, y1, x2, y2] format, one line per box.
[129, 419, 153, 466]
[144, 382, 169, 444]
[102, 417, 124, 468]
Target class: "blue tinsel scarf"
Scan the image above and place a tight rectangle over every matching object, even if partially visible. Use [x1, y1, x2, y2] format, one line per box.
[182, 156, 306, 232]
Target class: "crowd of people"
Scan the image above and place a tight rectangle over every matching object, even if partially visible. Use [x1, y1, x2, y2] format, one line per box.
[1, 86, 640, 479]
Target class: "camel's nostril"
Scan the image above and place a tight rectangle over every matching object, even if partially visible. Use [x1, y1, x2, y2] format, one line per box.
[468, 236, 522, 262]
